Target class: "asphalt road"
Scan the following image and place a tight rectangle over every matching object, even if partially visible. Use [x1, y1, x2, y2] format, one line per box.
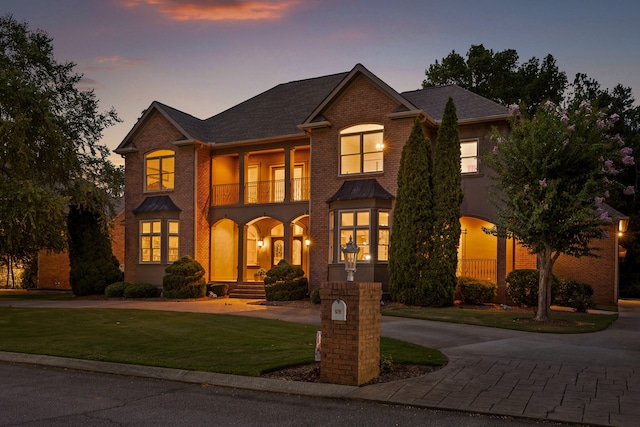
[1, 362, 563, 427]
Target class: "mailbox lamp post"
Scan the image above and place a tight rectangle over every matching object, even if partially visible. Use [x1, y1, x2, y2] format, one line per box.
[341, 236, 360, 282]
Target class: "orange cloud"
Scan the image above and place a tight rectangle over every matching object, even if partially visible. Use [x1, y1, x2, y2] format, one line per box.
[124, 0, 299, 21]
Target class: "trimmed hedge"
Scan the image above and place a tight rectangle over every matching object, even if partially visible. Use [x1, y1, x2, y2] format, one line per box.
[264, 260, 308, 301]
[163, 284, 207, 299]
[105, 281, 131, 298]
[123, 282, 159, 299]
[162, 256, 206, 299]
[505, 269, 561, 307]
[310, 287, 321, 304]
[455, 277, 497, 305]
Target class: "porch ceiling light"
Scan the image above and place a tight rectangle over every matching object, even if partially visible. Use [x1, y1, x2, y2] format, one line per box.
[341, 235, 360, 282]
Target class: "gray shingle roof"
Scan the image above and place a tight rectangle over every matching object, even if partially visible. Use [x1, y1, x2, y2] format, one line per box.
[142, 67, 508, 147]
[402, 85, 508, 122]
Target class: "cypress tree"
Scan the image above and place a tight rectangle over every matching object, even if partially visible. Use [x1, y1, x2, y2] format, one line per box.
[68, 205, 123, 296]
[430, 97, 463, 306]
[389, 118, 434, 305]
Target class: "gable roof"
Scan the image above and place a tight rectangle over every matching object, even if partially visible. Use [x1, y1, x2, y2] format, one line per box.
[402, 85, 508, 123]
[116, 65, 509, 152]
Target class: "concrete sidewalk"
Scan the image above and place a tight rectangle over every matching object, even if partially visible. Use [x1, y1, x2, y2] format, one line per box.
[1, 298, 639, 426]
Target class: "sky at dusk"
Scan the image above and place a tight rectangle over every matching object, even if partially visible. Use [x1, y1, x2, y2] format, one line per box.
[3, 0, 640, 166]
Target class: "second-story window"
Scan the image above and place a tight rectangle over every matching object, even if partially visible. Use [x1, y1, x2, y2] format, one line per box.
[146, 149, 175, 191]
[461, 140, 478, 174]
[340, 124, 384, 175]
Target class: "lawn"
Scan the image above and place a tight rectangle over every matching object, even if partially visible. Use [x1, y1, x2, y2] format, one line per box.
[382, 305, 617, 333]
[0, 307, 447, 375]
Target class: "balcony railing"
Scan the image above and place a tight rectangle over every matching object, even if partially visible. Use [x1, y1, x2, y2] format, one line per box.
[212, 177, 310, 206]
[457, 258, 497, 282]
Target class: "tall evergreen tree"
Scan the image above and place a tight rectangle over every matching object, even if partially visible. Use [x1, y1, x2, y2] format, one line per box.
[67, 203, 123, 296]
[430, 97, 463, 306]
[389, 118, 434, 305]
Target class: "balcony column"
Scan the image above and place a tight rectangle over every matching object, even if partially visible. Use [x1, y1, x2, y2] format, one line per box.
[238, 152, 246, 205]
[284, 148, 291, 202]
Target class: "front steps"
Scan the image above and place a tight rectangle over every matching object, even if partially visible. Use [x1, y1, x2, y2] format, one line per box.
[229, 282, 266, 299]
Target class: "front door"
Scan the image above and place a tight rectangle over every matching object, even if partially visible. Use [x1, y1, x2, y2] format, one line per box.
[272, 238, 284, 267]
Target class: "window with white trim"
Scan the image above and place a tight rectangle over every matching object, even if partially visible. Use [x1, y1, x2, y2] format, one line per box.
[461, 140, 478, 174]
[340, 124, 384, 175]
[145, 149, 175, 191]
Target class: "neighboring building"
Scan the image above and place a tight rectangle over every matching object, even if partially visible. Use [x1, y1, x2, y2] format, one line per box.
[37, 208, 125, 290]
[115, 64, 625, 305]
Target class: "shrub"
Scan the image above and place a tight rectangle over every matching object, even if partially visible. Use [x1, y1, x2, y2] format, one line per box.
[310, 287, 321, 304]
[105, 281, 131, 298]
[455, 277, 497, 305]
[264, 260, 308, 301]
[555, 279, 595, 312]
[207, 283, 229, 297]
[163, 283, 207, 299]
[505, 269, 560, 307]
[123, 283, 159, 299]
[162, 256, 206, 299]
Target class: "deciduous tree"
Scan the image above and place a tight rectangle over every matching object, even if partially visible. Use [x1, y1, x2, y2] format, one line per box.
[485, 101, 633, 321]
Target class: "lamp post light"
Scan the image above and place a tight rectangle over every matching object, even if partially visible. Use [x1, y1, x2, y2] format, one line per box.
[341, 236, 360, 282]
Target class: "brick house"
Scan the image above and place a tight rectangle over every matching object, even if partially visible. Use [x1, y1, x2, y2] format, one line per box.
[114, 64, 625, 305]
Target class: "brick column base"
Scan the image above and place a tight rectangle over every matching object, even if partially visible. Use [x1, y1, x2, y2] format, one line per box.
[319, 282, 382, 386]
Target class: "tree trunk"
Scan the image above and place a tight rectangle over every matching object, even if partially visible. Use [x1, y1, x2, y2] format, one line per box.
[535, 249, 553, 322]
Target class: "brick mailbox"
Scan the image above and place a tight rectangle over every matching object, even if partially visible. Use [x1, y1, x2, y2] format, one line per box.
[319, 281, 382, 386]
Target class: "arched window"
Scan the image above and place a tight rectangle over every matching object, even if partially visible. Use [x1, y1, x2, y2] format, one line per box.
[145, 149, 175, 191]
[339, 124, 384, 175]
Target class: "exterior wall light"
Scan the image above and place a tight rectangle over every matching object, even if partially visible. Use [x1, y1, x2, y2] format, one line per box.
[305, 238, 311, 246]
[341, 235, 360, 282]
[257, 239, 264, 248]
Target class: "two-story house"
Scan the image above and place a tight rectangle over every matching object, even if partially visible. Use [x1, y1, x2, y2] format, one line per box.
[115, 64, 625, 305]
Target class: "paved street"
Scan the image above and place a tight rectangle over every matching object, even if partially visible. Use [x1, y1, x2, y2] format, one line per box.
[1, 298, 639, 426]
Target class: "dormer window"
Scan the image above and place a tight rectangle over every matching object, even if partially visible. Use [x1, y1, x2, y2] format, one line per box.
[340, 124, 384, 175]
[145, 149, 175, 191]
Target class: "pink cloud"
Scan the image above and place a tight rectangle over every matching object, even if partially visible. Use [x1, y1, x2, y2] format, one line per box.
[85, 56, 146, 71]
[124, 0, 299, 21]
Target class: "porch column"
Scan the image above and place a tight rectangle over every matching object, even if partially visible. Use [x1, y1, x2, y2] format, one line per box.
[283, 222, 292, 264]
[284, 147, 291, 202]
[496, 236, 507, 303]
[236, 224, 245, 282]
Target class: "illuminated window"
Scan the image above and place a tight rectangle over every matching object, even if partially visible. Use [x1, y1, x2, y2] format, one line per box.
[145, 149, 175, 191]
[168, 220, 179, 262]
[378, 211, 390, 261]
[340, 124, 384, 175]
[461, 141, 478, 174]
[140, 219, 180, 263]
[140, 220, 161, 263]
[339, 210, 370, 262]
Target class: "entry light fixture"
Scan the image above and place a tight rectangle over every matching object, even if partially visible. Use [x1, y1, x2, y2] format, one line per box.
[257, 239, 264, 248]
[305, 238, 311, 247]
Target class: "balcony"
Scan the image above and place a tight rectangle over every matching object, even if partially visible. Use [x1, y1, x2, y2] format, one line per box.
[457, 258, 497, 282]
[212, 177, 310, 206]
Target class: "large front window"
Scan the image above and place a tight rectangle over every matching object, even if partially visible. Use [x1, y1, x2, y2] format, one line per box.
[340, 124, 384, 175]
[461, 140, 478, 174]
[339, 210, 370, 261]
[140, 219, 179, 263]
[146, 149, 175, 191]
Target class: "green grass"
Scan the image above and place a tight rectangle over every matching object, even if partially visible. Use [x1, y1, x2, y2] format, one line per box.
[0, 308, 446, 375]
[382, 306, 617, 333]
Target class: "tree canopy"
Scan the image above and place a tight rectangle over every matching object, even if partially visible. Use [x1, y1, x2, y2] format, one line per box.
[423, 44, 568, 115]
[485, 101, 634, 320]
[0, 15, 123, 266]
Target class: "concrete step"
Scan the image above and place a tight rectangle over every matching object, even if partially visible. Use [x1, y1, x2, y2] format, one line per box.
[229, 282, 266, 299]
